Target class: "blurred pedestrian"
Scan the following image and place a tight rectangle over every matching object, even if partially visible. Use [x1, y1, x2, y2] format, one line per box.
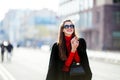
[0, 41, 5, 62]
[46, 19, 92, 80]
[6, 41, 13, 61]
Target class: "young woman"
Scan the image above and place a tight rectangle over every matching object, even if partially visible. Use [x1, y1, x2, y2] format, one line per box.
[46, 20, 92, 80]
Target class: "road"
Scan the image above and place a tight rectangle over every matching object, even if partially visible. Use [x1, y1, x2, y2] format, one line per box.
[90, 59, 120, 80]
[0, 48, 120, 80]
[0, 48, 50, 80]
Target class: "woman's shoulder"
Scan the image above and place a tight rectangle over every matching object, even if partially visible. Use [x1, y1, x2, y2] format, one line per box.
[51, 42, 58, 49]
[52, 42, 58, 46]
[78, 38, 87, 49]
[78, 38, 86, 43]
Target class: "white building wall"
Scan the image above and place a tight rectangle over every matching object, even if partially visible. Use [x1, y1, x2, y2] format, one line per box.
[96, 0, 113, 6]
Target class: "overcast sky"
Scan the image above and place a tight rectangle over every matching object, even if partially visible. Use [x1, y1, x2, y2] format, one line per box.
[0, 0, 59, 21]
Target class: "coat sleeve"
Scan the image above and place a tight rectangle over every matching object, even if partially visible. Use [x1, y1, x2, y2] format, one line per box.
[79, 38, 92, 80]
[46, 43, 58, 80]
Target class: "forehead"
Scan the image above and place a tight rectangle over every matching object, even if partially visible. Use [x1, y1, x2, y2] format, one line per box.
[64, 21, 72, 25]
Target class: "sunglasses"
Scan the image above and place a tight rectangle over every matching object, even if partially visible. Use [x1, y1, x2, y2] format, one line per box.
[64, 24, 74, 29]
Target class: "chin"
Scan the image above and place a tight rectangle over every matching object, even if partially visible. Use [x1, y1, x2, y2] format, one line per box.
[66, 32, 73, 35]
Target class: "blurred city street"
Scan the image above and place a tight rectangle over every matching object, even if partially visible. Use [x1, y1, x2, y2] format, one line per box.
[0, 47, 120, 80]
[0, 0, 120, 80]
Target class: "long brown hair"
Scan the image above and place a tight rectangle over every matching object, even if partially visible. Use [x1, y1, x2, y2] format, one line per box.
[58, 20, 76, 61]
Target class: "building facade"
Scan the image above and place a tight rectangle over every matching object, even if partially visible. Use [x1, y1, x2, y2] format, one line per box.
[59, 0, 120, 51]
[1, 9, 59, 47]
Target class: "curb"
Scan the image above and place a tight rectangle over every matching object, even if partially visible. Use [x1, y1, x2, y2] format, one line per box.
[87, 50, 120, 64]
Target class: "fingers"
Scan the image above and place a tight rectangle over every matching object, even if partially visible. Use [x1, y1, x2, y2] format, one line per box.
[74, 36, 78, 40]
[71, 36, 79, 50]
[71, 36, 79, 43]
[71, 37, 75, 44]
[74, 40, 79, 47]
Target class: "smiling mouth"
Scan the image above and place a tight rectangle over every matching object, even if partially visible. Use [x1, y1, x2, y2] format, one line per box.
[67, 29, 72, 32]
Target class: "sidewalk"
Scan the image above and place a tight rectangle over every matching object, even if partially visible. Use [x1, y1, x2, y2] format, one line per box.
[0, 75, 3, 80]
[87, 50, 120, 64]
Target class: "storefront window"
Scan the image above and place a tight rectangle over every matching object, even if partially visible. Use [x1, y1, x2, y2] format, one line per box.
[112, 31, 120, 48]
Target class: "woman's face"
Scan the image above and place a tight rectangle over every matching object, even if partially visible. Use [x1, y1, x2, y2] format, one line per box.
[63, 21, 74, 37]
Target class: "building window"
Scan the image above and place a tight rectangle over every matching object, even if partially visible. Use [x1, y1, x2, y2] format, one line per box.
[80, 0, 93, 11]
[112, 31, 120, 38]
[113, 11, 120, 24]
[88, 11, 92, 27]
[113, 0, 120, 3]
[88, 0, 93, 9]
[112, 31, 120, 48]
[116, 12, 120, 24]
[79, 11, 92, 28]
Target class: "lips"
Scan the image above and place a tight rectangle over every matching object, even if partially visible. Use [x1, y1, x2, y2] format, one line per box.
[67, 29, 72, 32]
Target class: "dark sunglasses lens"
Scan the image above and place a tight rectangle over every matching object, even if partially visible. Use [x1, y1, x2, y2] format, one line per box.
[64, 25, 69, 28]
[70, 25, 74, 28]
[64, 25, 74, 28]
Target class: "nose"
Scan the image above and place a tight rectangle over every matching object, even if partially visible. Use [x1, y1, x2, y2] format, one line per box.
[68, 26, 71, 29]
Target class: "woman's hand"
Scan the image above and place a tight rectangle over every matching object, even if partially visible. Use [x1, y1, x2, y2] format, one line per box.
[71, 36, 79, 52]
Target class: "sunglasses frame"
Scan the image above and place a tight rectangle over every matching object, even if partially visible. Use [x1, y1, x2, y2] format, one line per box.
[64, 24, 74, 29]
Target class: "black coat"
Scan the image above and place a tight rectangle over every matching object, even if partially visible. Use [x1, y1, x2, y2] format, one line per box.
[6, 43, 13, 52]
[46, 38, 92, 80]
[1, 44, 5, 54]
